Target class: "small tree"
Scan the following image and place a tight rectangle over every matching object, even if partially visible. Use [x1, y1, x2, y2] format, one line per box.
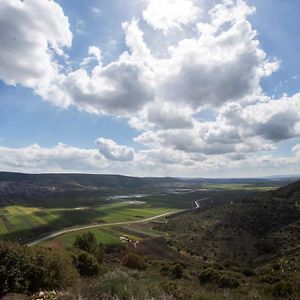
[74, 232, 104, 263]
[72, 250, 101, 277]
[0, 241, 35, 296]
[121, 252, 146, 270]
[172, 264, 183, 279]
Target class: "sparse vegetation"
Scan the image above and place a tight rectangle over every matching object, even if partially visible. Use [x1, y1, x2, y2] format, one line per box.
[0, 176, 299, 299]
[121, 252, 147, 270]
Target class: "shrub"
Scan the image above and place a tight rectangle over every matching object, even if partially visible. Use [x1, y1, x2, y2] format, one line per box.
[73, 232, 104, 263]
[160, 280, 190, 299]
[198, 268, 240, 289]
[0, 241, 79, 296]
[241, 267, 256, 277]
[31, 246, 79, 290]
[72, 250, 101, 277]
[100, 270, 132, 299]
[121, 252, 146, 270]
[172, 264, 184, 279]
[272, 263, 281, 271]
[159, 262, 183, 279]
[0, 241, 35, 296]
[271, 281, 293, 298]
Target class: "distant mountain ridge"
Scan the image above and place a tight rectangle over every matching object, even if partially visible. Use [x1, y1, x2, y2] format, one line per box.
[0, 171, 298, 196]
[0, 172, 181, 196]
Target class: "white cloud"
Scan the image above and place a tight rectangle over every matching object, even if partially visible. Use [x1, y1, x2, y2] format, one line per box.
[81, 46, 102, 67]
[0, 143, 104, 173]
[95, 138, 135, 161]
[292, 145, 300, 156]
[0, 0, 72, 107]
[76, 18, 86, 35]
[210, 0, 255, 28]
[91, 6, 102, 16]
[1, 143, 300, 178]
[1, 0, 300, 177]
[143, 0, 200, 34]
[0, 0, 278, 116]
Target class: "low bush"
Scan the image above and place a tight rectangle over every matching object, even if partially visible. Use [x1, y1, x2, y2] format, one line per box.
[241, 267, 256, 277]
[72, 250, 101, 277]
[0, 241, 79, 296]
[31, 246, 79, 290]
[271, 281, 294, 298]
[73, 232, 104, 263]
[0, 241, 35, 296]
[198, 268, 240, 289]
[121, 252, 147, 270]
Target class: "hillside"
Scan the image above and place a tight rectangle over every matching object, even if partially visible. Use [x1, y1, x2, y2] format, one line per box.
[150, 181, 300, 298]
[0, 171, 293, 197]
[159, 181, 300, 265]
[1, 179, 300, 299]
[0, 172, 181, 196]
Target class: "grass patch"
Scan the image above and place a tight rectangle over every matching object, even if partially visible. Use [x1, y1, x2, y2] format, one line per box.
[54, 228, 122, 246]
[204, 184, 277, 191]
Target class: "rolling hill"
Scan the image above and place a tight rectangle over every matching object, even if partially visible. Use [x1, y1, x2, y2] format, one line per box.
[0, 172, 181, 196]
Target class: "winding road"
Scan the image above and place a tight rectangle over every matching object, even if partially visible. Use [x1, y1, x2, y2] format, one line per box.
[26, 198, 208, 246]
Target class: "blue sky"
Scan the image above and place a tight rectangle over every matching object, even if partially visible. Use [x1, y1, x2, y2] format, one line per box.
[0, 0, 300, 177]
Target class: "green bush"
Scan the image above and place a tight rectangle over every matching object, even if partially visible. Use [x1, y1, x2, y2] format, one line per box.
[241, 267, 256, 277]
[31, 246, 79, 290]
[0, 241, 78, 296]
[198, 268, 240, 289]
[271, 281, 294, 298]
[73, 232, 104, 263]
[100, 270, 132, 299]
[121, 252, 147, 270]
[0, 241, 35, 296]
[171, 264, 184, 279]
[72, 250, 101, 277]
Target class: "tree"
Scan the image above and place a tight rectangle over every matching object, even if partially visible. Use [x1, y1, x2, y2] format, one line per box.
[121, 252, 146, 270]
[73, 232, 104, 263]
[72, 250, 101, 277]
[0, 241, 78, 296]
[0, 241, 34, 296]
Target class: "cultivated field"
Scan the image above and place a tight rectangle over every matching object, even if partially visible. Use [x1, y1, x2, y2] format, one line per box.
[0, 179, 290, 245]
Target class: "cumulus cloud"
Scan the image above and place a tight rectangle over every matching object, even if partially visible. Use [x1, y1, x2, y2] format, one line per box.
[95, 138, 135, 161]
[0, 0, 72, 106]
[1, 0, 300, 176]
[1, 142, 300, 178]
[292, 145, 300, 156]
[143, 0, 200, 34]
[0, 144, 104, 173]
[0, 0, 278, 117]
[81, 46, 102, 67]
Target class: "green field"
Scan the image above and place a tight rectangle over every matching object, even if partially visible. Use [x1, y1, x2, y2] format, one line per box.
[49, 227, 122, 247]
[0, 179, 285, 245]
[0, 191, 190, 243]
[203, 183, 277, 191]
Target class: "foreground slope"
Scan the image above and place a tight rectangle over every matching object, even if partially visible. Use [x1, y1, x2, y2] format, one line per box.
[1, 180, 300, 299]
[160, 180, 300, 266]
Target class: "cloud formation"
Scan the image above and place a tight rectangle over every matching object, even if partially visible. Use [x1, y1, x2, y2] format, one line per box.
[0, 0, 72, 106]
[143, 0, 200, 33]
[0, 0, 300, 176]
[96, 138, 135, 161]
